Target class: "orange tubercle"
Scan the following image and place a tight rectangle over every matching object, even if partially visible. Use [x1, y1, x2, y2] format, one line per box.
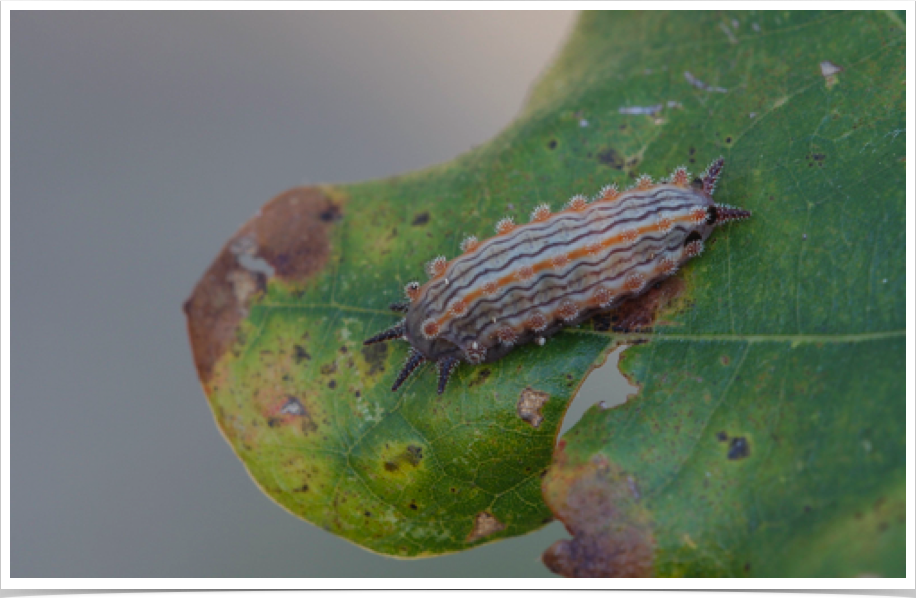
[565, 195, 589, 211]
[597, 184, 620, 201]
[495, 217, 516, 235]
[624, 272, 646, 293]
[460, 236, 480, 253]
[427, 256, 448, 278]
[449, 299, 468, 316]
[556, 299, 579, 322]
[404, 281, 421, 301]
[526, 311, 548, 332]
[421, 318, 441, 339]
[592, 287, 615, 308]
[530, 204, 552, 222]
[671, 167, 691, 187]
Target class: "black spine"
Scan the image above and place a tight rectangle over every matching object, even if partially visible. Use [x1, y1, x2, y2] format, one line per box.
[392, 349, 426, 391]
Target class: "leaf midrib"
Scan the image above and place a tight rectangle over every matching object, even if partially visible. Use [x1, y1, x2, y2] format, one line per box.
[252, 301, 903, 346]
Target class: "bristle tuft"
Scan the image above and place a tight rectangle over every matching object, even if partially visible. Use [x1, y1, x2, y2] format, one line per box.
[495, 217, 516, 235]
[592, 287, 615, 308]
[658, 257, 678, 276]
[426, 256, 448, 278]
[597, 184, 620, 201]
[624, 272, 646, 293]
[557, 299, 579, 322]
[526, 311, 549, 333]
[684, 239, 704, 258]
[404, 281, 421, 301]
[565, 195, 589, 211]
[671, 166, 691, 187]
[495, 325, 518, 346]
[530, 203, 552, 222]
[635, 174, 654, 190]
[460, 235, 480, 253]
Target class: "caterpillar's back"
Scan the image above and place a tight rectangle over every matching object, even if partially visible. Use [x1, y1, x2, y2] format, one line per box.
[365, 158, 751, 394]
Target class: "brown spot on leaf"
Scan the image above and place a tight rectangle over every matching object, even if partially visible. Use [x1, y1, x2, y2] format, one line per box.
[517, 387, 550, 428]
[320, 362, 337, 375]
[406, 444, 423, 465]
[607, 276, 686, 333]
[382, 444, 425, 475]
[597, 148, 626, 170]
[184, 186, 343, 385]
[361, 343, 388, 376]
[468, 367, 492, 387]
[466, 512, 506, 543]
[542, 452, 655, 577]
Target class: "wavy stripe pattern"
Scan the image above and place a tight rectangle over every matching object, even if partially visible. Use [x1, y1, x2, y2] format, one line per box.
[413, 183, 716, 358]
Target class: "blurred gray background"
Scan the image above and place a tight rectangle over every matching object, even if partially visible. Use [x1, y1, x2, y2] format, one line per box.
[11, 10, 638, 578]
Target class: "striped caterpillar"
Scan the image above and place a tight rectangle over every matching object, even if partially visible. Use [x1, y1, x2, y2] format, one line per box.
[364, 158, 751, 394]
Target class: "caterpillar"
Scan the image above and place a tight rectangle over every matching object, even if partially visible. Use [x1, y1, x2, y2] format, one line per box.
[364, 158, 751, 394]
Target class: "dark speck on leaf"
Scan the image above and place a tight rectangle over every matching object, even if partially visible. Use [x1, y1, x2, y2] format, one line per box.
[411, 212, 430, 226]
[320, 362, 337, 375]
[716, 431, 728, 442]
[294, 345, 311, 363]
[728, 436, 751, 460]
[597, 148, 626, 170]
[320, 203, 342, 222]
[406, 445, 423, 465]
[548, 139, 557, 149]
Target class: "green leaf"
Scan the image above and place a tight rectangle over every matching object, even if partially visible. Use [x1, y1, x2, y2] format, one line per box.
[185, 10, 904, 568]
[539, 12, 906, 577]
